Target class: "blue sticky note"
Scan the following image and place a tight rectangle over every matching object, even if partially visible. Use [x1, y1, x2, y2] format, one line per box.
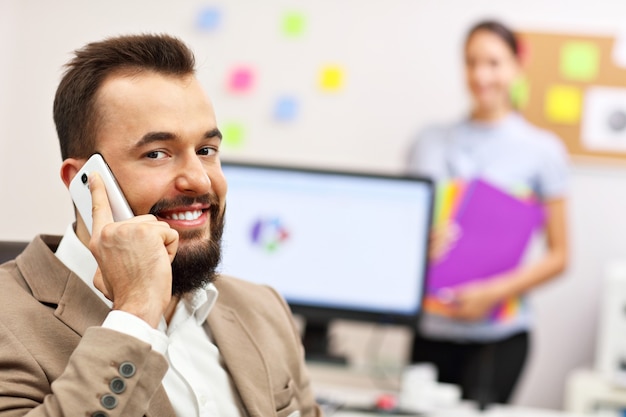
[196, 7, 221, 31]
[274, 96, 298, 121]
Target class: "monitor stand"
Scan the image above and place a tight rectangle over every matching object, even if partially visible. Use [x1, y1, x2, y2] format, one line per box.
[302, 319, 347, 365]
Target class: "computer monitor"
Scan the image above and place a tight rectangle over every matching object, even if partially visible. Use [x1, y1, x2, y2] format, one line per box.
[219, 162, 434, 362]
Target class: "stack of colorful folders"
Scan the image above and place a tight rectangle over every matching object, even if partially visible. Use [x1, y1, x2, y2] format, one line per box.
[424, 179, 545, 323]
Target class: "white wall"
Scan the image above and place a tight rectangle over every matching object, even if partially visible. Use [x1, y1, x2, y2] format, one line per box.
[3, 0, 626, 409]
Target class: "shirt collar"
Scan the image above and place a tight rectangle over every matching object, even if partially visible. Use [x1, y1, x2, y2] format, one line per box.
[181, 284, 219, 326]
[54, 223, 219, 324]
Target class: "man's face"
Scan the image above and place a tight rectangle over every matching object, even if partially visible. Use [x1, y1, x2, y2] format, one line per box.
[91, 71, 227, 294]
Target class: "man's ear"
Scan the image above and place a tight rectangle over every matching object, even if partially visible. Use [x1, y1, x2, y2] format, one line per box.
[60, 158, 86, 189]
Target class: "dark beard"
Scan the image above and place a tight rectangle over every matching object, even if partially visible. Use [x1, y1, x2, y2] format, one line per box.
[150, 195, 225, 296]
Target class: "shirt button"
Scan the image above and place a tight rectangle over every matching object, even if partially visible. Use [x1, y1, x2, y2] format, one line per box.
[109, 377, 126, 394]
[101, 394, 118, 410]
[119, 361, 136, 378]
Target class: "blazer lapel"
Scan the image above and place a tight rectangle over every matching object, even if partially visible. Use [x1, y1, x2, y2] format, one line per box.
[207, 303, 274, 417]
[17, 235, 110, 336]
[54, 269, 110, 335]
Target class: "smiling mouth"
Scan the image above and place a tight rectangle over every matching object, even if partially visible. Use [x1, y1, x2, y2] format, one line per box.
[161, 209, 204, 221]
[163, 210, 202, 220]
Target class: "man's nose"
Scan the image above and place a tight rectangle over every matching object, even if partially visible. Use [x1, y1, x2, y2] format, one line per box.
[175, 154, 211, 195]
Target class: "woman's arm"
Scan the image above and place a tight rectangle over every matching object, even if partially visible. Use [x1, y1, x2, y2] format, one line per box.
[449, 197, 568, 321]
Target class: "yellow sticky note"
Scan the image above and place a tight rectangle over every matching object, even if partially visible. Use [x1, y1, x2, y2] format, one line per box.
[319, 66, 344, 91]
[560, 41, 600, 81]
[544, 85, 582, 124]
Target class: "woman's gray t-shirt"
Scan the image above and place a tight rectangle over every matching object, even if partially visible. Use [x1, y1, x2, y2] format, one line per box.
[407, 112, 569, 342]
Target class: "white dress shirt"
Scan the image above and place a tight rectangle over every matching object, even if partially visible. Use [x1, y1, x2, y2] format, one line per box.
[55, 224, 246, 417]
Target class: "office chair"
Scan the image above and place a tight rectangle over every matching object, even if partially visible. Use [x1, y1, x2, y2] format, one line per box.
[0, 241, 28, 263]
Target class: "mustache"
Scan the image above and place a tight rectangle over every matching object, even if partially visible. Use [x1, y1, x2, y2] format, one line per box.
[149, 193, 221, 216]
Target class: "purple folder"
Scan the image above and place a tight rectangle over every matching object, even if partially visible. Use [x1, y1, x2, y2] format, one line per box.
[427, 179, 545, 293]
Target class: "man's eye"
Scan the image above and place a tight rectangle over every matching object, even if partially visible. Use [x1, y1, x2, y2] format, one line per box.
[146, 150, 167, 159]
[198, 147, 216, 156]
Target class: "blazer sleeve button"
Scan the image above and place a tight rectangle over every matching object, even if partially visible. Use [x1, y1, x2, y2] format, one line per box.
[119, 361, 136, 378]
[91, 412, 109, 417]
[110, 377, 127, 394]
[101, 394, 118, 410]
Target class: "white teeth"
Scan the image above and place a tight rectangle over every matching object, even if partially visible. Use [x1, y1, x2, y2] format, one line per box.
[166, 210, 202, 221]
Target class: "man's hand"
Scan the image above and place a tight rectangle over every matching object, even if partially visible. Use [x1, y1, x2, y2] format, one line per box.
[88, 173, 179, 328]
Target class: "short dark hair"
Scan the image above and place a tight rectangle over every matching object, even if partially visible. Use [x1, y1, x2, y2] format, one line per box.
[53, 34, 196, 160]
[466, 20, 518, 57]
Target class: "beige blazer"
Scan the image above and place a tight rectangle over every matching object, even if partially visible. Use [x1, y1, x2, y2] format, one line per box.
[0, 235, 320, 417]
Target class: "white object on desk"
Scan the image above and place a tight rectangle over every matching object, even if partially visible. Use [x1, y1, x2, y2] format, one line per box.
[595, 261, 626, 387]
[399, 363, 461, 413]
[564, 368, 626, 414]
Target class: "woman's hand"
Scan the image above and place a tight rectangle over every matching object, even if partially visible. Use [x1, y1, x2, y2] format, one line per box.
[429, 221, 462, 262]
[445, 279, 506, 322]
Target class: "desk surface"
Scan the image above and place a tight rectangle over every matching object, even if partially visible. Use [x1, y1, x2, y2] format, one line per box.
[307, 363, 585, 417]
[330, 406, 585, 417]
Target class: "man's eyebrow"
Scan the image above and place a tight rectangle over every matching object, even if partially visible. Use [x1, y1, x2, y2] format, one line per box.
[206, 128, 223, 141]
[134, 131, 177, 149]
[134, 128, 222, 149]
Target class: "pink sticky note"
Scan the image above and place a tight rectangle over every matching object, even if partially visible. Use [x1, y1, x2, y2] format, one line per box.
[228, 67, 254, 93]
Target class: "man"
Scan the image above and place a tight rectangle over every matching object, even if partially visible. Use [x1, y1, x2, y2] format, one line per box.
[0, 34, 320, 417]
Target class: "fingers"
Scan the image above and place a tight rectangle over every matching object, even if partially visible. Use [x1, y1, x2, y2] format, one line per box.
[161, 227, 179, 262]
[429, 221, 463, 261]
[89, 173, 115, 237]
[92, 268, 113, 301]
[86, 175, 179, 325]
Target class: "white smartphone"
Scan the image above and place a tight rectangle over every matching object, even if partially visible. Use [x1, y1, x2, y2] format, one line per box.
[69, 153, 134, 235]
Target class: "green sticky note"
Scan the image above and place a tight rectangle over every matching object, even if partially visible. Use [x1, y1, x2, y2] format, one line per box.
[222, 122, 246, 149]
[510, 76, 530, 110]
[282, 12, 306, 37]
[560, 41, 600, 81]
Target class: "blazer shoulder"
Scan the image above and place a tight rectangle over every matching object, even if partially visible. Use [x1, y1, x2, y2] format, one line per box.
[214, 274, 280, 305]
[212, 274, 295, 333]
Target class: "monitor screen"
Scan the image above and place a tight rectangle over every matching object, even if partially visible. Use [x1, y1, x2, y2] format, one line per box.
[219, 163, 434, 327]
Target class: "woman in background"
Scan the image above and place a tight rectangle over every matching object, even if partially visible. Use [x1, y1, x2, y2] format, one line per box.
[406, 20, 569, 405]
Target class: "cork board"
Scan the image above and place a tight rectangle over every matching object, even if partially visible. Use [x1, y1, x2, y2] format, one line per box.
[517, 31, 626, 162]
